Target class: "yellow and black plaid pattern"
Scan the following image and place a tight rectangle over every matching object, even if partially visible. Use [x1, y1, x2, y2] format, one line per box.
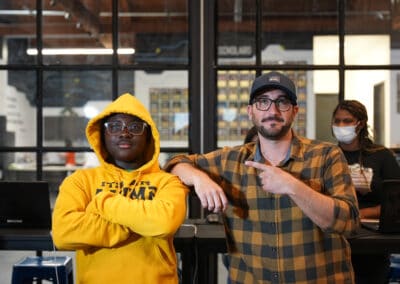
[165, 134, 359, 283]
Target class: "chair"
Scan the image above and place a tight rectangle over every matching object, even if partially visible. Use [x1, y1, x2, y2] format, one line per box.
[11, 256, 73, 284]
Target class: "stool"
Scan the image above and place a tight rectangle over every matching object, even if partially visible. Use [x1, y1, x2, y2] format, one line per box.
[12, 256, 73, 284]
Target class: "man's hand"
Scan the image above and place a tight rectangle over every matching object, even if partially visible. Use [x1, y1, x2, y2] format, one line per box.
[246, 160, 337, 229]
[245, 160, 295, 195]
[192, 171, 228, 212]
[171, 163, 228, 212]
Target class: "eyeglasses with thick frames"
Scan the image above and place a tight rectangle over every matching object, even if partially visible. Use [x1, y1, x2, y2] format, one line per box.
[104, 121, 147, 136]
[253, 97, 292, 112]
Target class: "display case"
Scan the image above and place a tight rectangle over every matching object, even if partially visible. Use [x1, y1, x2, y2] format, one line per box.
[150, 88, 189, 142]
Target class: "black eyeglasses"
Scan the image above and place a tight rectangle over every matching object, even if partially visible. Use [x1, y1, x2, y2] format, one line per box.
[252, 97, 292, 112]
[104, 121, 147, 136]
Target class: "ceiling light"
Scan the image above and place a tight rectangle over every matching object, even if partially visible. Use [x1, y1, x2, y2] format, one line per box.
[26, 48, 135, 55]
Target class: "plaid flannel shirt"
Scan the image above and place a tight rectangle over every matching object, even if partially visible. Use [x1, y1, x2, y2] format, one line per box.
[165, 134, 359, 284]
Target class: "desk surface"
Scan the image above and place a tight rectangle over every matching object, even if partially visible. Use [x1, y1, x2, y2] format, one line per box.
[0, 224, 196, 251]
[1, 221, 399, 254]
[0, 224, 197, 284]
[192, 222, 400, 254]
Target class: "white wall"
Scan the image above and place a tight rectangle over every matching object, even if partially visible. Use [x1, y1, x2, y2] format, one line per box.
[0, 72, 36, 147]
[390, 51, 400, 147]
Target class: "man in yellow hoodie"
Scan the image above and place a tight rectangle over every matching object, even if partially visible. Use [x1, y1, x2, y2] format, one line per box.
[52, 93, 188, 284]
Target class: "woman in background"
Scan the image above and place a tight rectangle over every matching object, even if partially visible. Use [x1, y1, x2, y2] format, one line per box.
[332, 99, 400, 284]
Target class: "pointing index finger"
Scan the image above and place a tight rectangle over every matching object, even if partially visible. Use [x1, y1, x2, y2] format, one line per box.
[245, 160, 268, 170]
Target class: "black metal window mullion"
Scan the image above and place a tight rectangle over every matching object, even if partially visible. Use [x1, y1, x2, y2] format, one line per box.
[112, 0, 119, 100]
[338, 0, 345, 102]
[255, 0, 262, 76]
[188, 0, 202, 154]
[36, 0, 44, 181]
[203, 0, 217, 153]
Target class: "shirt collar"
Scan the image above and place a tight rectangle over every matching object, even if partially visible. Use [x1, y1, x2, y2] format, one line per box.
[254, 138, 293, 165]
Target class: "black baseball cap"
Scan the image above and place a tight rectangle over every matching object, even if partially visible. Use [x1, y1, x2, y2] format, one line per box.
[249, 71, 297, 105]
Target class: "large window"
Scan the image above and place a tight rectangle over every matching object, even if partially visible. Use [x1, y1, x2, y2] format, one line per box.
[1, 0, 400, 193]
[0, 0, 194, 192]
[210, 0, 400, 150]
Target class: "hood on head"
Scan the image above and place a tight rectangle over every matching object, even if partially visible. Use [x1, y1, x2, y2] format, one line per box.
[85, 93, 160, 171]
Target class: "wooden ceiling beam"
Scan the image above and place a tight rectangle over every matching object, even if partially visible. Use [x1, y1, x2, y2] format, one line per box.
[54, 0, 113, 48]
[55, 0, 101, 37]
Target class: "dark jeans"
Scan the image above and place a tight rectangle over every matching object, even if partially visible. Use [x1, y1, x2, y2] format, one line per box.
[352, 253, 391, 284]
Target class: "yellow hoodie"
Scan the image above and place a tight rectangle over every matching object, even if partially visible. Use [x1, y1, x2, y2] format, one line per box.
[52, 93, 188, 284]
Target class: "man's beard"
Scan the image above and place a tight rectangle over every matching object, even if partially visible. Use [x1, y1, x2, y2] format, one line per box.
[255, 115, 292, 141]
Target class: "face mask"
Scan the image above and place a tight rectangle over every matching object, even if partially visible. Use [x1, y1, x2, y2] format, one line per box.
[332, 125, 357, 144]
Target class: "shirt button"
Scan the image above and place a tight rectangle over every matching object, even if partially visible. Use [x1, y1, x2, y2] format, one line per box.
[271, 247, 277, 257]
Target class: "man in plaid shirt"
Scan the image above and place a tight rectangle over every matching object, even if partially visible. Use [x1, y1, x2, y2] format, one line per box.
[165, 71, 360, 283]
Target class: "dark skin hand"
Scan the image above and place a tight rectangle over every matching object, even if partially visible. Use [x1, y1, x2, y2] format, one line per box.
[103, 113, 149, 170]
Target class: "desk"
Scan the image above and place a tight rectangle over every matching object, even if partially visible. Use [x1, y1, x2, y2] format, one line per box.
[348, 229, 400, 254]
[2, 223, 400, 284]
[193, 223, 400, 253]
[0, 225, 196, 284]
[0, 230, 53, 251]
[174, 224, 197, 283]
[193, 223, 400, 284]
